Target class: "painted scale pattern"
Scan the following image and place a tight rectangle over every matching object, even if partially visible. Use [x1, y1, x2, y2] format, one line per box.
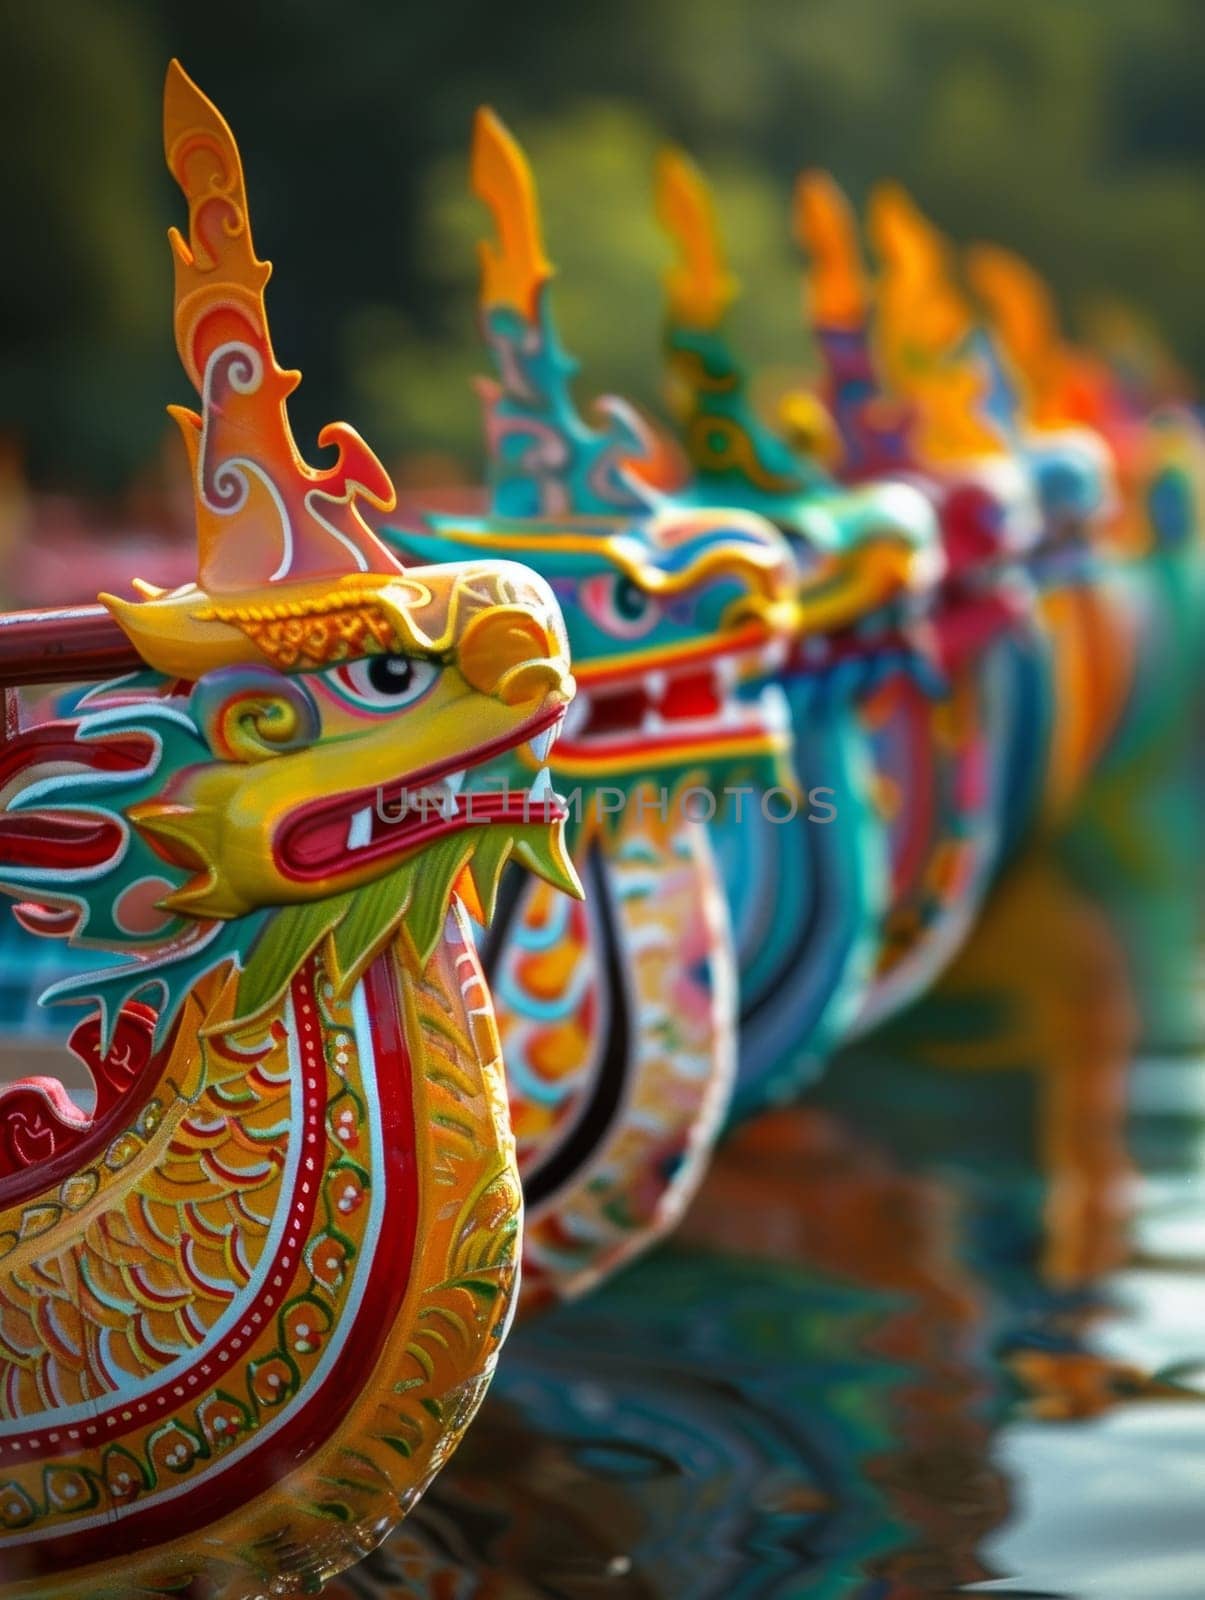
[0, 909, 520, 1598]
[493, 795, 735, 1313]
[853, 665, 999, 1034]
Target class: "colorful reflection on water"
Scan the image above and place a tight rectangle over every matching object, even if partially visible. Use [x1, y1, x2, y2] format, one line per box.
[330, 749, 1203, 1600]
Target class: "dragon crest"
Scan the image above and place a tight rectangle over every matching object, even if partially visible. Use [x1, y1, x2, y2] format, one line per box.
[0, 65, 580, 1061]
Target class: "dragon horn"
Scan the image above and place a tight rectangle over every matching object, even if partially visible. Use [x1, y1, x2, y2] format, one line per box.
[652, 147, 825, 495]
[100, 63, 407, 679]
[793, 170, 869, 331]
[966, 242, 1062, 389]
[867, 180, 974, 341]
[868, 183, 1005, 463]
[469, 107, 650, 518]
[471, 106, 554, 320]
[868, 181, 943, 276]
[161, 61, 399, 595]
[654, 147, 737, 331]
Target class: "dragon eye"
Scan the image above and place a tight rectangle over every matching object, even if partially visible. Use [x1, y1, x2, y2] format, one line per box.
[614, 577, 652, 620]
[328, 654, 439, 712]
[581, 573, 661, 638]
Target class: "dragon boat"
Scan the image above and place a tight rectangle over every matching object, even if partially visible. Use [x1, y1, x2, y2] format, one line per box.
[652, 154, 1027, 1104]
[385, 110, 802, 1310]
[0, 66, 583, 1597]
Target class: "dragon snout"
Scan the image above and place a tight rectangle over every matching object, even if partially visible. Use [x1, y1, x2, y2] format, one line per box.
[458, 606, 575, 707]
[642, 511, 801, 633]
[704, 544, 803, 636]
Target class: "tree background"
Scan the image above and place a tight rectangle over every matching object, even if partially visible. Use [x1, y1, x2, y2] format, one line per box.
[2, 0, 1203, 496]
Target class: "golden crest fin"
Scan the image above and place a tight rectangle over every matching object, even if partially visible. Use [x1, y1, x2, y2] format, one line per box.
[104, 64, 407, 678]
[966, 243, 1060, 389]
[869, 182, 1002, 461]
[654, 147, 737, 329]
[471, 107, 554, 319]
[793, 170, 868, 330]
[162, 60, 399, 597]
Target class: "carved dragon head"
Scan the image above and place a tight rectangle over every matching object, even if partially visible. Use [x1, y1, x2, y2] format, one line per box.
[390, 110, 800, 804]
[783, 169, 1045, 589]
[864, 182, 1053, 557]
[653, 149, 945, 645]
[963, 243, 1119, 537]
[0, 65, 580, 1050]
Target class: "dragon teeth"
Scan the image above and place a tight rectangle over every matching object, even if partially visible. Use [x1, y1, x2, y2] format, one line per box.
[527, 726, 557, 764]
[759, 683, 791, 733]
[760, 637, 789, 674]
[529, 765, 554, 804]
[560, 695, 589, 740]
[347, 805, 374, 851]
[714, 655, 741, 691]
[392, 783, 452, 819]
[443, 769, 466, 797]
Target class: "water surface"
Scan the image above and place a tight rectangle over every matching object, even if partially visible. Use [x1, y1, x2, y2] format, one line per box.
[337, 772, 1204, 1599]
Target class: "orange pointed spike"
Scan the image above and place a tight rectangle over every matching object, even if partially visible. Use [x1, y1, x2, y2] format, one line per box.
[868, 180, 971, 345]
[868, 182, 1001, 462]
[471, 107, 554, 320]
[163, 58, 272, 395]
[162, 60, 399, 596]
[654, 147, 737, 329]
[966, 243, 1061, 388]
[868, 182, 944, 272]
[794, 170, 868, 330]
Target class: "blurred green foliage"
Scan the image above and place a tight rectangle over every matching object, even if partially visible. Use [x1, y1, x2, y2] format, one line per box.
[1, 0, 1203, 492]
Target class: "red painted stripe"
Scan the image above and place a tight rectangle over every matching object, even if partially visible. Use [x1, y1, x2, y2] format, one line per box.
[9, 948, 421, 1577]
[0, 1006, 176, 1210]
[0, 964, 328, 1469]
[882, 678, 938, 900]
